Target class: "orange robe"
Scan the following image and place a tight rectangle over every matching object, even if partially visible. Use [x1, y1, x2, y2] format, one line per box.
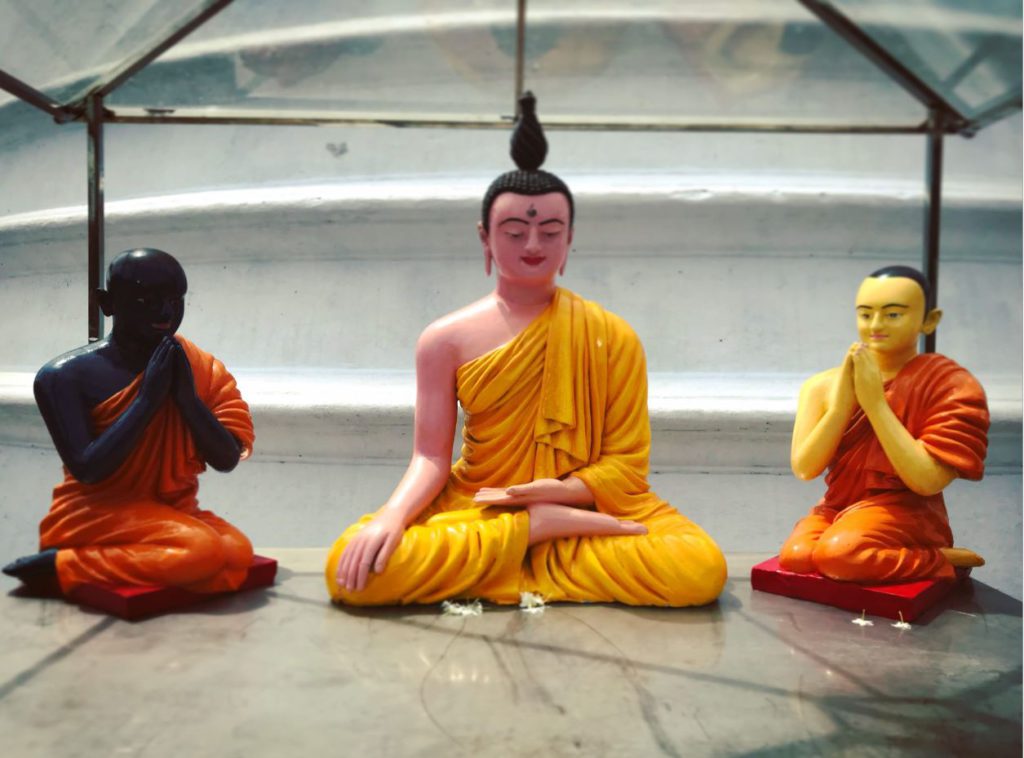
[39, 336, 256, 594]
[780, 353, 989, 583]
[326, 288, 727, 607]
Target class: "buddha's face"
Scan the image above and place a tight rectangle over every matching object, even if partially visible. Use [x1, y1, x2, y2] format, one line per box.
[480, 192, 572, 282]
[855, 276, 939, 354]
[105, 251, 187, 344]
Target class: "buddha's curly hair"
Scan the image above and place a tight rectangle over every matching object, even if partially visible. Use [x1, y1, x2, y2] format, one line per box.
[481, 91, 574, 231]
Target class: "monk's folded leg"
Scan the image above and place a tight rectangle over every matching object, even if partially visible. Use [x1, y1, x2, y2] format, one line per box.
[45, 502, 235, 594]
[326, 508, 530, 606]
[811, 501, 955, 583]
[779, 508, 836, 574]
[527, 512, 727, 607]
[183, 509, 254, 593]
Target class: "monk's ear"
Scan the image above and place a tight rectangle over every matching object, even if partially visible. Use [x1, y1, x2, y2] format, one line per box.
[96, 289, 114, 317]
[921, 307, 943, 335]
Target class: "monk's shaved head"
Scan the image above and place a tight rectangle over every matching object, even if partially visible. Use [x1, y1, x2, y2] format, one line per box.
[99, 248, 188, 344]
[856, 265, 942, 351]
[107, 248, 187, 295]
[868, 265, 930, 308]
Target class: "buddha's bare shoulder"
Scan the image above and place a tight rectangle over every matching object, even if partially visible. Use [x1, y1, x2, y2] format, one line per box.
[415, 296, 498, 364]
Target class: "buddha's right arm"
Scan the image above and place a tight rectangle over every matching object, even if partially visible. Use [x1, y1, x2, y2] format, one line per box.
[336, 331, 459, 590]
[790, 373, 852, 481]
[337, 449, 451, 591]
[379, 454, 452, 525]
[377, 326, 459, 525]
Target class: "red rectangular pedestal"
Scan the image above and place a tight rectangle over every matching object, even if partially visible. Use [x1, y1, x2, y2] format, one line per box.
[68, 555, 278, 621]
[750, 555, 967, 622]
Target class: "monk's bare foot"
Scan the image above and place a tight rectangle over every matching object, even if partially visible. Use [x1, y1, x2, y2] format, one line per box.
[527, 503, 647, 546]
[3, 548, 61, 595]
[940, 546, 985, 568]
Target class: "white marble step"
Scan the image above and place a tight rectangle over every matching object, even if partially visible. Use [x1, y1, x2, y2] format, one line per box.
[0, 177, 1020, 374]
[2, 369, 1018, 472]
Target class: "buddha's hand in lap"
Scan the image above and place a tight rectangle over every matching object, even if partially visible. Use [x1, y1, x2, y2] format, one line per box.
[336, 510, 406, 592]
[474, 478, 591, 507]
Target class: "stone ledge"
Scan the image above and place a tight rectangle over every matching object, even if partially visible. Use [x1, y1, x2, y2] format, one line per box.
[2, 369, 1018, 472]
[1, 177, 1019, 278]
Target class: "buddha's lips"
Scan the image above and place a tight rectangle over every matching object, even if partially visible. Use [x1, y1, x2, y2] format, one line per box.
[521, 256, 546, 266]
[870, 334, 887, 340]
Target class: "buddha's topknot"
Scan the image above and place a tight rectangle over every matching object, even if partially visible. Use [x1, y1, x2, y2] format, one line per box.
[481, 91, 574, 230]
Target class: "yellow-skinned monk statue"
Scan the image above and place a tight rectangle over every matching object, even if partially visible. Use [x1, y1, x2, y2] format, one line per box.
[781, 265, 989, 583]
[325, 93, 727, 607]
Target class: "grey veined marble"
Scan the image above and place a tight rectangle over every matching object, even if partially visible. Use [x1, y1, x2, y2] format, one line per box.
[0, 552, 1019, 758]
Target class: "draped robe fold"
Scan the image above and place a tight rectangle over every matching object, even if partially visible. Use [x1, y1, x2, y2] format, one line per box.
[780, 353, 989, 583]
[39, 336, 256, 594]
[326, 289, 727, 606]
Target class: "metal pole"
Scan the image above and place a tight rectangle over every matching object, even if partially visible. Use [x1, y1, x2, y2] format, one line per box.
[923, 108, 944, 354]
[0, 67, 73, 122]
[514, 0, 526, 115]
[87, 94, 105, 342]
[103, 106, 940, 134]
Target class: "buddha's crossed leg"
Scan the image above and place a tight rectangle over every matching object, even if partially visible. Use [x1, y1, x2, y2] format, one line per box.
[326, 507, 726, 607]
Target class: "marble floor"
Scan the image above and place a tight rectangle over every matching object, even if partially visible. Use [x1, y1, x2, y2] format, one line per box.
[1, 552, 1019, 758]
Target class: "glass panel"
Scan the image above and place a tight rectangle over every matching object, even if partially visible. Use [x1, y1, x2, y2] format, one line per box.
[107, 0, 517, 116]
[523, 0, 924, 125]
[0, 1, 212, 107]
[828, 0, 1022, 119]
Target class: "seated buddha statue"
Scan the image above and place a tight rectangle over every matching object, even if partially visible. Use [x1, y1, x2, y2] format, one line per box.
[3, 248, 256, 595]
[326, 93, 727, 607]
[780, 265, 989, 582]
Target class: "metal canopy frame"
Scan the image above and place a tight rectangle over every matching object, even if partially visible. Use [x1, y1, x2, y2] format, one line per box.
[0, 0, 1019, 350]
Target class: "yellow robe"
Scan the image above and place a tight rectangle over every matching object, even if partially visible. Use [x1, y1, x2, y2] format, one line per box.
[325, 288, 727, 606]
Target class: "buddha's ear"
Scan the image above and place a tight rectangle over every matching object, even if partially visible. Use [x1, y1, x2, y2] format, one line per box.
[921, 307, 943, 335]
[477, 221, 492, 275]
[96, 289, 114, 317]
[559, 227, 573, 275]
